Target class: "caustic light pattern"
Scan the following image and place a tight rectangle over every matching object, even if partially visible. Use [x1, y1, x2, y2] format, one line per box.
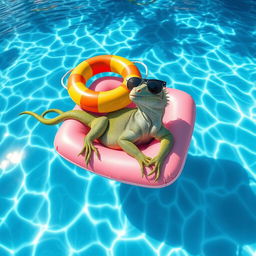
[0, 0, 256, 255]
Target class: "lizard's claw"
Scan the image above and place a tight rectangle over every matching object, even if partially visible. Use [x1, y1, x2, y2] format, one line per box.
[78, 146, 86, 156]
[147, 157, 163, 181]
[78, 140, 100, 167]
[136, 154, 151, 178]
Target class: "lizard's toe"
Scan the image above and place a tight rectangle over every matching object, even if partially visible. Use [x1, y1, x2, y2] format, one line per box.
[91, 144, 100, 159]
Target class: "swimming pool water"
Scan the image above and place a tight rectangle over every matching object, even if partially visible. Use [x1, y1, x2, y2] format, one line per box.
[0, 0, 256, 255]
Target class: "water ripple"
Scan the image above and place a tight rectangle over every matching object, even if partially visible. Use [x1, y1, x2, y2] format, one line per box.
[0, 0, 256, 255]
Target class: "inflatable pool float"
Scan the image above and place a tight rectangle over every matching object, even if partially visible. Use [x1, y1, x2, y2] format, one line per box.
[54, 76, 195, 188]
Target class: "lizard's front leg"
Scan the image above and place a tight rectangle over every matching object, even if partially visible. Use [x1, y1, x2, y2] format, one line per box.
[78, 116, 109, 166]
[148, 126, 174, 181]
[118, 132, 151, 177]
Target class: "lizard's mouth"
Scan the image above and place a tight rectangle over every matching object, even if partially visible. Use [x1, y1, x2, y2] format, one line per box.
[130, 93, 145, 97]
[130, 94, 157, 99]
[129, 94, 138, 98]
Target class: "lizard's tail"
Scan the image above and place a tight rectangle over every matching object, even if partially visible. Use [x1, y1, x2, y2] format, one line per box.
[19, 109, 96, 127]
[41, 109, 64, 117]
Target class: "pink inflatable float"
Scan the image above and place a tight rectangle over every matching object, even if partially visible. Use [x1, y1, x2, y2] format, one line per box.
[54, 77, 195, 188]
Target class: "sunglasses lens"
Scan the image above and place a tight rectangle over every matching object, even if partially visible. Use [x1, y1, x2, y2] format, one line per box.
[127, 77, 142, 90]
[147, 80, 165, 94]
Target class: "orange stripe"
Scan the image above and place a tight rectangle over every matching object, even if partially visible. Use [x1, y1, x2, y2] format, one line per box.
[121, 64, 141, 78]
[86, 55, 112, 76]
[68, 74, 86, 90]
[80, 89, 99, 112]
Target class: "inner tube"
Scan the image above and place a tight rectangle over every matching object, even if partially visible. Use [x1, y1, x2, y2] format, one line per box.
[67, 55, 141, 113]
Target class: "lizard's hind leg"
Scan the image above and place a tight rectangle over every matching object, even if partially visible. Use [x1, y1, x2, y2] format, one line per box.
[78, 116, 109, 166]
[20, 108, 107, 166]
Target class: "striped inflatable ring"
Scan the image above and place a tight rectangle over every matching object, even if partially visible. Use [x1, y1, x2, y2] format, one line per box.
[67, 55, 141, 113]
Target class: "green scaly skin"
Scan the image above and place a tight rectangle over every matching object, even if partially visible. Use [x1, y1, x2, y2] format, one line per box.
[20, 83, 174, 181]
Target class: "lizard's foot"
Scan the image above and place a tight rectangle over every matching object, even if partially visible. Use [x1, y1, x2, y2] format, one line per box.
[147, 156, 163, 181]
[136, 154, 152, 178]
[78, 139, 100, 167]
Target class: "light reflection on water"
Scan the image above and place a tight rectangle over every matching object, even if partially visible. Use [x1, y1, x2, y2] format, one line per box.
[0, 0, 256, 255]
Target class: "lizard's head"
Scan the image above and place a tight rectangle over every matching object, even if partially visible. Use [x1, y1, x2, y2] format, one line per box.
[127, 77, 169, 109]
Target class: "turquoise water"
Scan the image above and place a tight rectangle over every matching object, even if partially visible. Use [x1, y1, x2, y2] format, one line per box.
[0, 0, 256, 255]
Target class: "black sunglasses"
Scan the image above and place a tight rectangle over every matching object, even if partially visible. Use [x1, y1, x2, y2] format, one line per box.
[127, 77, 167, 94]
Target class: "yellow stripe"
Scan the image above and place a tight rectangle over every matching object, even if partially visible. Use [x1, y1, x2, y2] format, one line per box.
[110, 56, 133, 75]
[71, 60, 93, 81]
[68, 82, 88, 105]
[98, 86, 131, 113]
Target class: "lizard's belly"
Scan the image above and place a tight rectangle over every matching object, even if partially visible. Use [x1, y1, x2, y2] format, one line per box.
[98, 108, 137, 149]
[99, 130, 154, 150]
[135, 135, 154, 146]
[98, 122, 129, 150]
[98, 135, 121, 150]
[96, 108, 155, 149]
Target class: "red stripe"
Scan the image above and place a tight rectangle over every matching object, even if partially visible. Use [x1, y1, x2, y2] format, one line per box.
[86, 55, 112, 75]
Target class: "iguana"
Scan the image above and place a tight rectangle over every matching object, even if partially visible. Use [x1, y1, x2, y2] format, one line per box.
[20, 77, 174, 181]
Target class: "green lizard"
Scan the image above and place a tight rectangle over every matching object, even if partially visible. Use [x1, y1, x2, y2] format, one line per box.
[20, 77, 174, 181]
